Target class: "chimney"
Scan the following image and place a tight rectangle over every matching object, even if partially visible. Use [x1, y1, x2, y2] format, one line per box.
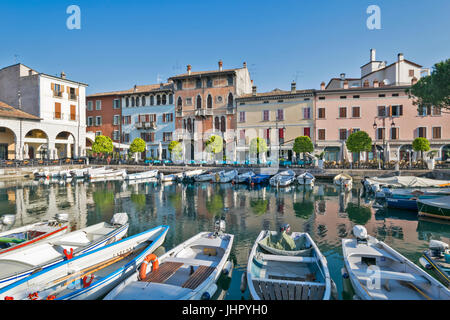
[340, 73, 346, 80]
[60, 71, 66, 79]
[343, 80, 349, 89]
[218, 60, 223, 71]
[320, 82, 325, 90]
[373, 79, 379, 88]
[187, 64, 192, 75]
[252, 85, 257, 96]
[398, 53, 404, 62]
[411, 77, 418, 85]
[160, 83, 164, 88]
[28, 70, 33, 76]
[243, 62, 247, 68]
[291, 81, 296, 93]
[363, 80, 370, 88]
[370, 49, 376, 62]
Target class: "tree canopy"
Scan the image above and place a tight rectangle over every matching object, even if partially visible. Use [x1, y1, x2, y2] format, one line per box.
[346, 131, 372, 153]
[205, 135, 223, 154]
[407, 59, 450, 112]
[92, 135, 113, 155]
[249, 137, 268, 154]
[129, 138, 146, 154]
[412, 137, 430, 153]
[168, 140, 183, 160]
[293, 136, 313, 156]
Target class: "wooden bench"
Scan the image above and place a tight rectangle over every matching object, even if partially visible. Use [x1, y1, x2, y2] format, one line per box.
[252, 279, 326, 300]
[144, 262, 183, 283]
[181, 265, 215, 289]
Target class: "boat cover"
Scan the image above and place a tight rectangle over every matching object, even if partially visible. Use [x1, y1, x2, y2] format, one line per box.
[366, 176, 450, 188]
[258, 232, 311, 256]
[417, 196, 450, 210]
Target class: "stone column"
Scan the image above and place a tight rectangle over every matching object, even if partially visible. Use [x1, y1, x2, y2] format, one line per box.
[48, 140, 56, 160]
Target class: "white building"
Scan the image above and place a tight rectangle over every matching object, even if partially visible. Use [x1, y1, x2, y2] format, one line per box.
[0, 64, 88, 160]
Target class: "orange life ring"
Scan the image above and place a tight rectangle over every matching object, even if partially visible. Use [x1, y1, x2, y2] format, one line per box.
[139, 254, 159, 281]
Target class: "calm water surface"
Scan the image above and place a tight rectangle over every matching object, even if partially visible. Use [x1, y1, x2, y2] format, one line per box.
[1, 178, 449, 300]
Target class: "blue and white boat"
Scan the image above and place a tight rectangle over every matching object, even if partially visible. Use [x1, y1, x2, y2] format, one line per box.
[385, 189, 450, 211]
[234, 171, 255, 184]
[248, 174, 272, 185]
[0, 225, 169, 300]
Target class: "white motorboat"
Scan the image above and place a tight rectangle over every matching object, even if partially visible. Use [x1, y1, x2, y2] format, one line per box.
[194, 171, 224, 182]
[159, 172, 184, 183]
[0, 225, 169, 300]
[215, 170, 238, 183]
[104, 222, 233, 300]
[124, 170, 159, 181]
[269, 170, 296, 187]
[234, 171, 255, 184]
[297, 172, 315, 186]
[342, 225, 450, 300]
[70, 168, 89, 179]
[421, 240, 450, 288]
[247, 226, 331, 300]
[181, 170, 206, 182]
[89, 169, 126, 181]
[0, 213, 129, 289]
[333, 173, 352, 191]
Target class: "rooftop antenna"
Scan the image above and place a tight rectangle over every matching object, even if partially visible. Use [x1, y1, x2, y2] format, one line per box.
[293, 70, 303, 84]
[14, 54, 19, 64]
[156, 73, 164, 83]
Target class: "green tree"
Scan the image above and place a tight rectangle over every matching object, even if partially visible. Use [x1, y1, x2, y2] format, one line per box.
[407, 59, 450, 112]
[205, 135, 223, 160]
[129, 138, 146, 154]
[412, 137, 430, 161]
[293, 136, 314, 160]
[168, 141, 182, 161]
[92, 135, 113, 157]
[345, 131, 372, 163]
[249, 137, 268, 164]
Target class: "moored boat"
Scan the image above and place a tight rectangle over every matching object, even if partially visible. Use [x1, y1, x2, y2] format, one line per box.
[104, 221, 233, 300]
[269, 170, 296, 187]
[234, 171, 255, 184]
[247, 225, 331, 300]
[421, 240, 450, 288]
[297, 172, 315, 186]
[342, 225, 450, 300]
[215, 170, 238, 183]
[124, 169, 159, 181]
[194, 171, 224, 182]
[333, 173, 352, 191]
[248, 174, 271, 185]
[417, 196, 450, 220]
[159, 172, 184, 183]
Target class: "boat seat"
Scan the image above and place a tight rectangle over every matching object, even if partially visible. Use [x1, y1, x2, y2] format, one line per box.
[51, 241, 86, 247]
[354, 269, 429, 284]
[258, 254, 317, 264]
[181, 265, 215, 290]
[145, 262, 184, 283]
[164, 257, 217, 267]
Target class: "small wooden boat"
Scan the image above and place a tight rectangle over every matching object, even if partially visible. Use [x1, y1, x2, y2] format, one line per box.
[297, 172, 315, 186]
[159, 172, 184, 183]
[195, 171, 224, 182]
[421, 240, 450, 287]
[417, 196, 450, 220]
[181, 169, 206, 182]
[247, 227, 331, 300]
[342, 225, 450, 300]
[0, 213, 129, 289]
[249, 174, 271, 185]
[0, 225, 169, 300]
[70, 168, 89, 179]
[90, 169, 126, 181]
[104, 224, 233, 300]
[333, 173, 352, 191]
[215, 170, 238, 183]
[269, 170, 296, 187]
[0, 217, 70, 256]
[235, 171, 255, 184]
[124, 169, 159, 181]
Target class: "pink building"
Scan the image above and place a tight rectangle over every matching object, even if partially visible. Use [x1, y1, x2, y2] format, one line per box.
[315, 49, 450, 162]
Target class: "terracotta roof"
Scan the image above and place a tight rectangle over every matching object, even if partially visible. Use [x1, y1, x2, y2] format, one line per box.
[88, 83, 173, 98]
[169, 68, 243, 80]
[0, 101, 40, 120]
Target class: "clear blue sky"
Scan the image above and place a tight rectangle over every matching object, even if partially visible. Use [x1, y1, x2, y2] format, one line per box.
[1, 0, 449, 94]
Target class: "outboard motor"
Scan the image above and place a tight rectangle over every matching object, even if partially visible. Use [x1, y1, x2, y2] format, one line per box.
[214, 218, 226, 236]
[55, 213, 69, 223]
[371, 183, 380, 194]
[111, 212, 129, 226]
[280, 223, 291, 234]
[0, 214, 16, 226]
[429, 240, 449, 257]
[353, 225, 368, 243]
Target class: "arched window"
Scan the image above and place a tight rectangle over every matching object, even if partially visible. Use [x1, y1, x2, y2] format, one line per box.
[214, 117, 220, 131]
[162, 94, 167, 105]
[207, 95, 213, 109]
[126, 97, 129, 107]
[227, 93, 233, 107]
[177, 97, 182, 109]
[169, 94, 173, 104]
[183, 119, 186, 129]
[142, 96, 146, 106]
[187, 118, 192, 132]
[220, 116, 226, 132]
[157, 95, 161, 105]
[206, 77, 212, 88]
[196, 95, 202, 109]
[196, 78, 202, 89]
[136, 96, 140, 107]
[131, 97, 135, 107]
[150, 95, 154, 105]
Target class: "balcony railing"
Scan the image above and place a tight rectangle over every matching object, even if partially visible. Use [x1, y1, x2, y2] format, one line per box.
[195, 109, 213, 117]
[135, 122, 157, 130]
[226, 107, 235, 115]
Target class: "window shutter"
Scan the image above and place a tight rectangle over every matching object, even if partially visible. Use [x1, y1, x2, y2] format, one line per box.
[76, 88, 79, 96]
[399, 105, 403, 115]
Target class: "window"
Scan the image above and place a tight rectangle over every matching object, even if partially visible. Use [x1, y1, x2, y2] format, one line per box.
[54, 84, 62, 97]
[196, 78, 202, 89]
[432, 106, 441, 116]
[391, 127, 399, 140]
[87, 116, 93, 126]
[113, 130, 120, 141]
[136, 97, 140, 107]
[318, 129, 325, 140]
[409, 69, 414, 77]
[163, 132, 172, 142]
[278, 128, 285, 143]
[157, 95, 161, 105]
[186, 98, 192, 106]
[96, 100, 101, 110]
[318, 108, 325, 119]
[220, 116, 226, 132]
[418, 105, 431, 116]
[239, 129, 245, 142]
[340, 96, 347, 99]
[207, 95, 213, 109]
[169, 94, 173, 104]
[303, 127, 311, 138]
[162, 94, 167, 105]
[70, 105, 76, 121]
[54, 102, 61, 119]
[392, 93, 399, 97]
[162, 113, 173, 122]
[339, 107, 347, 118]
[227, 93, 234, 107]
[69, 87, 77, 100]
[352, 106, 360, 118]
[378, 105, 386, 117]
[417, 127, 426, 138]
[126, 97, 129, 107]
[113, 99, 120, 109]
[141, 132, 154, 142]
[87, 101, 93, 111]
[206, 77, 212, 88]
[122, 115, 131, 125]
[376, 128, 385, 140]
[351, 128, 360, 133]
[176, 80, 183, 90]
[123, 133, 130, 143]
[95, 131, 102, 137]
[196, 95, 202, 109]
[339, 129, 348, 140]
[95, 116, 102, 126]
[432, 127, 441, 139]
[239, 111, 245, 123]
[227, 75, 233, 86]
[378, 94, 386, 98]
[276, 109, 284, 121]
[177, 97, 182, 109]
[390, 105, 402, 117]
[318, 97, 325, 100]
[141, 96, 146, 106]
[150, 95, 154, 106]
[113, 115, 120, 125]
[353, 95, 360, 99]
[131, 97, 135, 107]
[263, 110, 270, 121]
[303, 107, 311, 119]
[214, 117, 220, 130]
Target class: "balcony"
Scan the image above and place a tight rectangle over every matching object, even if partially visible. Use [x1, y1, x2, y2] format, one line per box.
[135, 122, 157, 130]
[176, 109, 183, 117]
[195, 108, 213, 117]
[69, 94, 77, 101]
[226, 107, 235, 115]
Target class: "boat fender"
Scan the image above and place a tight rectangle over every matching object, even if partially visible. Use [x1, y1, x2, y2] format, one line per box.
[4, 296, 14, 300]
[63, 248, 74, 260]
[139, 254, 159, 281]
[331, 279, 339, 300]
[83, 274, 95, 288]
[47, 295, 56, 300]
[201, 284, 218, 300]
[28, 292, 39, 300]
[240, 273, 247, 293]
[223, 261, 232, 275]
[419, 257, 432, 270]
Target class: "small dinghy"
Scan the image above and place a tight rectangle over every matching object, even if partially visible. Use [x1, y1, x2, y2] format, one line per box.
[249, 174, 272, 185]
[247, 225, 331, 300]
[195, 171, 224, 182]
[297, 172, 315, 186]
[269, 170, 296, 187]
[417, 196, 450, 220]
[124, 169, 159, 181]
[235, 171, 255, 184]
[159, 172, 184, 183]
[342, 225, 450, 300]
[421, 240, 450, 287]
[0, 215, 70, 256]
[0, 225, 169, 300]
[104, 220, 233, 300]
[333, 173, 352, 191]
[181, 170, 206, 182]
[0, 213, 129, 289]
[215, 170, 238, 183]
[70, 168, 89, 179]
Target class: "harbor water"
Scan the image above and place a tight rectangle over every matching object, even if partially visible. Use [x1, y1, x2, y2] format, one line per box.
[0, 178, 449, 300]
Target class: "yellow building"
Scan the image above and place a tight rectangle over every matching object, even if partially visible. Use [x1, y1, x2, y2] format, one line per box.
[235, 82, 315, 162]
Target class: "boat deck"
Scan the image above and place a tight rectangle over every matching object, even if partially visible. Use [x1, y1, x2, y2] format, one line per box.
[252, 279, 325, 300]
